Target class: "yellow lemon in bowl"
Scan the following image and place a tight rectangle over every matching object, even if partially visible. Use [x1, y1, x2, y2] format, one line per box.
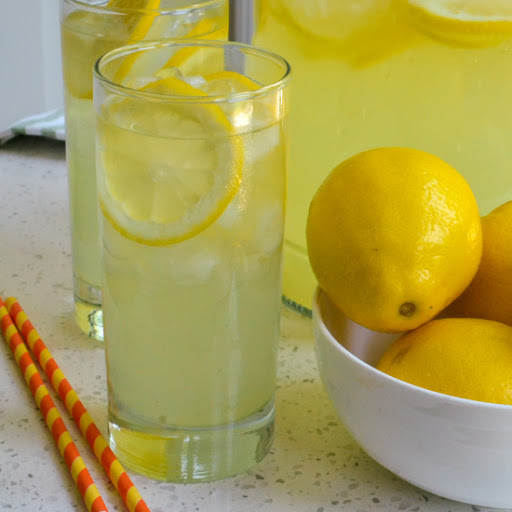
[377, 317, 512, 405]
[442, 201, 512, 326]
[306, 147, 482, 333]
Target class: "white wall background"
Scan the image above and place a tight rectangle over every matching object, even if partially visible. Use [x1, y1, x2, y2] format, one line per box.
[0, 0, 63, 129]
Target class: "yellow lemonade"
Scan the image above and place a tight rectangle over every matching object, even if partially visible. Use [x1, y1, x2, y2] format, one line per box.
[94, 41, 289, 481]
[60, 0, 228, 339]
[253, 0, 512, 309]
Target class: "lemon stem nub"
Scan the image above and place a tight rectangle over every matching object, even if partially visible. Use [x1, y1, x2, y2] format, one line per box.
[399, 302, 416, 317]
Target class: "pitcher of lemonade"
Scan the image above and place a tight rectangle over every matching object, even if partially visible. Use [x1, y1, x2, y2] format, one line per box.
[231, 0, 512, 311]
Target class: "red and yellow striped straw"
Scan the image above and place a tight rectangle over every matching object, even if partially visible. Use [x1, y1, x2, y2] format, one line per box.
[0, 297, 108, 512]
[5, 297, 151, 512]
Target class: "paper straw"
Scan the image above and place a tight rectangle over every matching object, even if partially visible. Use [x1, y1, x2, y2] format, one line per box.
[5, 297, 151, 512]
[0, 297, 108, 512]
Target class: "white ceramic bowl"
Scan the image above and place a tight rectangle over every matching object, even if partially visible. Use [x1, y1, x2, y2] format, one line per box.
[313, 288, 512, 509]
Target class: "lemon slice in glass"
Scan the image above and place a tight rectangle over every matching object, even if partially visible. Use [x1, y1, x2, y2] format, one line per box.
[161, 18, 228, 69]
[98, 76, 244, 246]
[62, 0, 160, 99]
[107, 0, 164, 82]
[114, 17, 228, 84]
[407, 0, 512, 47]
[106, 0, 161, 39]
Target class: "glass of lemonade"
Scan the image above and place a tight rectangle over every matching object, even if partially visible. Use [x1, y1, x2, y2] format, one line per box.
[60, 0, 228, 340]
[250, 0, 512, 310]
[93, 40, 290, 482]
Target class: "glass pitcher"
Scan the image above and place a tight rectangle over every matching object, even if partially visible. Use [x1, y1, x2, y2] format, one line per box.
[232, 0, 512, 311]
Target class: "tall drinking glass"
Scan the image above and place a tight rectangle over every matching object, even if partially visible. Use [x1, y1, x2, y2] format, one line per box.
[60, 0, 228, 340]
[93, 40, 290, 482]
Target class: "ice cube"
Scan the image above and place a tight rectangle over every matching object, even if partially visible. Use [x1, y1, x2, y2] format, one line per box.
[217, 197, 243, 230]
[253, 202, 284, 255]
[183, 75, 208, 91]
[249, 123, 281, 161]
[154, 66, 185, 81]
[168, 247, 221, 285]
[125, 76, 161, 89]
[204, 77, 239, 96]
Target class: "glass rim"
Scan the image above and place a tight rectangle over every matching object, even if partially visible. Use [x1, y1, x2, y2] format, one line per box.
[62, 0, 225, 16]
[93, 39, 291, 104]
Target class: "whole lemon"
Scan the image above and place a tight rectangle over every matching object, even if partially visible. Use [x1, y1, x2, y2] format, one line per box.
[306, 147, 482, 333]
[442, 201, 512, 326]
[377, 318, 512, 405]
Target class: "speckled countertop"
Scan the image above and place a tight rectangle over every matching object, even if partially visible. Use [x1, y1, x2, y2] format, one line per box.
[0, 136, 504, 512]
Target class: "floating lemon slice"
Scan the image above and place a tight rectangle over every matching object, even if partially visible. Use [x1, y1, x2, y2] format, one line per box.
[271, 0, 419, 67]
[107, 0, 161, 40]
[62, 0, 161, 98]
[98, 76, 244, 246]
[275, 0, 389, 45]
[109, 0, 163, 82]
[114, 17, 228, 84]
[407, 0, 512, 47]
[162, 19, 228, 69]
